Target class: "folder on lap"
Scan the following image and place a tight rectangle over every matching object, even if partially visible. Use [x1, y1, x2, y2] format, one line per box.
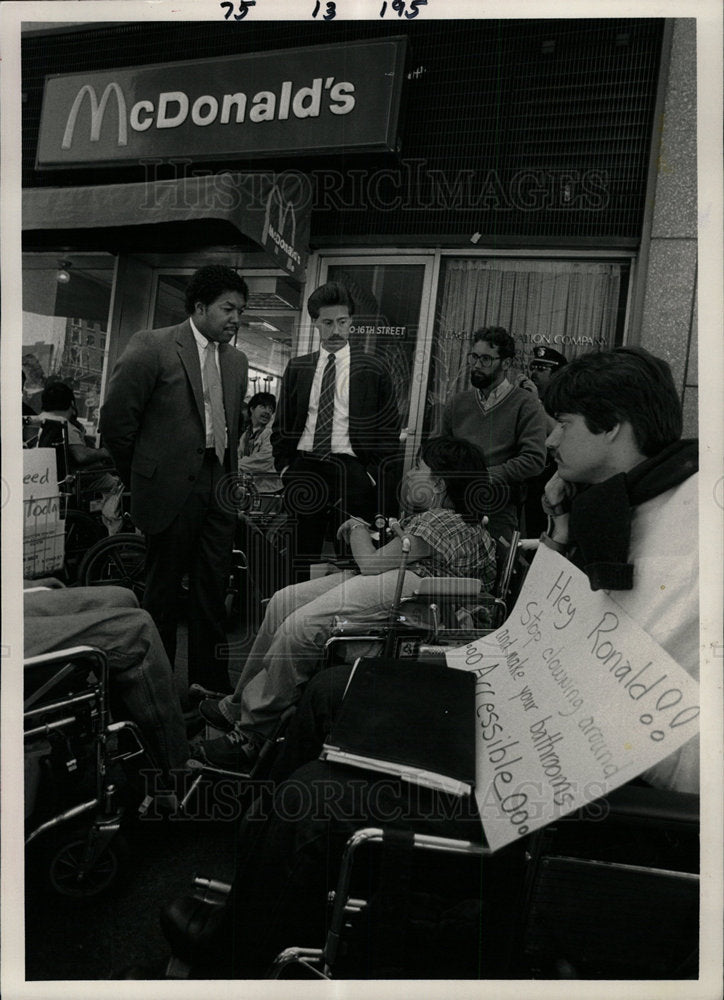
[321, 658, 475, 796]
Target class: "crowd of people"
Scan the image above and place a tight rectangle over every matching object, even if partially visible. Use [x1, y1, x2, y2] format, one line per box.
[22, 264, 700, 978]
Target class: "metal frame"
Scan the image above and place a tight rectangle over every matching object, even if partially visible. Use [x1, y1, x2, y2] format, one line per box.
[268, 826, 490, 979]
[24, 645, 154, 896]
[321, 530, 523, 669]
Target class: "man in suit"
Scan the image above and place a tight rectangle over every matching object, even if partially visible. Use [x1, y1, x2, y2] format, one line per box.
[272, 281, 399, 582]
[100, 265, 249, 693]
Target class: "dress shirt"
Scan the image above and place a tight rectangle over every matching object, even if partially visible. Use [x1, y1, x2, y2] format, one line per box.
[476, 378, 514, 413]
[190, 318, 227, 452]
[296, 343, 355, 456]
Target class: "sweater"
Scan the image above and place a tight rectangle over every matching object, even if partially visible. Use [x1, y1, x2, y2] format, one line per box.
[441, 387, 548, 487]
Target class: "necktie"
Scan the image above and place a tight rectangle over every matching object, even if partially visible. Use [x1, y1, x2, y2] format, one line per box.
[312, 352, 336, 459]
[204, 341, 226, 465]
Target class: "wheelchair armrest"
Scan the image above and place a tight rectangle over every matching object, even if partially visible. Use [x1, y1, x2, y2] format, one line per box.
[409, 578, 483, 600]
[75, 463, 118, 476]
[328, 618, 393, 638]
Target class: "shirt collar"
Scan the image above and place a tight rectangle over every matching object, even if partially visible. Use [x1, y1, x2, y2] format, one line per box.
[190, 317, 214, 352]
[478, 378, 514, 409]
[319, 342, 350, 364]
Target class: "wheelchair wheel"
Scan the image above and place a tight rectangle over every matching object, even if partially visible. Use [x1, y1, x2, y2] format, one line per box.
[78, 532, 146, 601]
[63, 509, 106, 583]
[46, 830, 128, 899]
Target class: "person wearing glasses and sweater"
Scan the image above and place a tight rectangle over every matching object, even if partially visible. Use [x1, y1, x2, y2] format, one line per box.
[440, 326, 547, 542]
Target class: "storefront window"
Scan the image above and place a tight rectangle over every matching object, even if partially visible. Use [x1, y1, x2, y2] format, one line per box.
[22, 254, 115, 438]
[424, 257, 629, 434]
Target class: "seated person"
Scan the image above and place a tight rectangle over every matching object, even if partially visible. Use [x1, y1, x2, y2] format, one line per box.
[25, 579, 189, 784]
[195, 435, 497, 771]
[35, 381, 124, 535]
[237, 391, 282, 493]
[160, 346, 699, 977]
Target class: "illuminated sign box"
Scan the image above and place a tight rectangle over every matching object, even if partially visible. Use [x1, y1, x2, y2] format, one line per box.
[37, 38, 407, 169]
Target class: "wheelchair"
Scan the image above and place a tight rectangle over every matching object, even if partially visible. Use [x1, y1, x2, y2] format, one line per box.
[160, 780, 698, 980]
[24, 645, 157, 898]
[160, 520, 699, 981]
[23, 416, 132, 583]
[75, 473, 287, 616]
[321, 528, 530, 668]
[265, 783, 699, 979]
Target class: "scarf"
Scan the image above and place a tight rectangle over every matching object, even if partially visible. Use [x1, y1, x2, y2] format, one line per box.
[567, 438, 698, 591]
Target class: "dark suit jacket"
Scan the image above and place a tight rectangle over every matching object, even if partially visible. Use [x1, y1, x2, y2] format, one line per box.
[271, 350, 400, 473]
[100, 320, 248, 535]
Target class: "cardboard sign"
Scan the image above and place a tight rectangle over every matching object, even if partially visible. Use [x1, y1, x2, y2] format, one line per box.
[446, 544, 699, 852]
[23, 449, 65, 577]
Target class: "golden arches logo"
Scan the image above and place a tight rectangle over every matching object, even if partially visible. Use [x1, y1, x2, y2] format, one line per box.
[262, 184, 300, 264]
[62, 83, 128, 149]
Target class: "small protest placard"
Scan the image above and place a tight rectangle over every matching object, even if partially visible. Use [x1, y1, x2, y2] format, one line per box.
[23, 448, 65, 577]
[446, 544, 699, 852]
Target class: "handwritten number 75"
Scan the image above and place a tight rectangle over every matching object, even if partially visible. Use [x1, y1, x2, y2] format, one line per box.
[220, 0, 256, 20]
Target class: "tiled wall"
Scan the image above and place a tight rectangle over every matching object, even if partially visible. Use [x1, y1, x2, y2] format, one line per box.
[639, 18, 698, 437]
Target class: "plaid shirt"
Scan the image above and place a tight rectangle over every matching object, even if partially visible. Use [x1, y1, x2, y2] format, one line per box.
[402, 508, 496, 590]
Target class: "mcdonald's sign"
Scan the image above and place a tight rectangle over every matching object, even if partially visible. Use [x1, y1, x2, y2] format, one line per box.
[37, 39, 406, 168]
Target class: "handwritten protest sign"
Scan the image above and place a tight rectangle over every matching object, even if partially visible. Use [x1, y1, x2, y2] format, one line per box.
[23, 448, 65, 577]
[446, 544, 699, 852]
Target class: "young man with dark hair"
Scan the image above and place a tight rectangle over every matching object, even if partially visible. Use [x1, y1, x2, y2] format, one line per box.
[441, 325, 547, 542]
[271, 280, 399, 581]
[541, 345, 697, 791]
[305, 278, 355, 321]
[237, 391, 280, 493]
[182, 264, 249, 319]
[101, 265, 249, 692]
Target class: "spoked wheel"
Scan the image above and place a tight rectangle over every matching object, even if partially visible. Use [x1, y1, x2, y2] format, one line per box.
[47, 831, 127, 898]
[77, 532, 146, 601]
[63, 509, 107, 583]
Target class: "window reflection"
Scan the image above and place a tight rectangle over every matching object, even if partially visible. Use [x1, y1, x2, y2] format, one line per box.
[22, 254, 114, 438]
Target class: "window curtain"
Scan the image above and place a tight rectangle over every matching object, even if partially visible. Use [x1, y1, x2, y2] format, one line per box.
[425, 258, 622, 431]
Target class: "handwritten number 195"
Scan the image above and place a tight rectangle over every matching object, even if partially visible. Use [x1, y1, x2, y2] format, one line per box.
[220, 0, 256, 20]
[380, 0, 427, 18]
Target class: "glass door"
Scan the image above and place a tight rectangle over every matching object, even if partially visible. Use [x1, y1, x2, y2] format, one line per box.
[319, 256, 438, 468]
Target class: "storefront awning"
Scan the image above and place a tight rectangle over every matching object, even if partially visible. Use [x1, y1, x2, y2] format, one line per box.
[22, 171, 310, 279]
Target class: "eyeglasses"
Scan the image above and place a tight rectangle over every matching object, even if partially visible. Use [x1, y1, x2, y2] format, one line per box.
[467, 352, 502, 369]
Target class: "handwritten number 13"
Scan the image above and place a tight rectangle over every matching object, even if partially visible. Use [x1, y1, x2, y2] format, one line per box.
[312, 0, 337, 18]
